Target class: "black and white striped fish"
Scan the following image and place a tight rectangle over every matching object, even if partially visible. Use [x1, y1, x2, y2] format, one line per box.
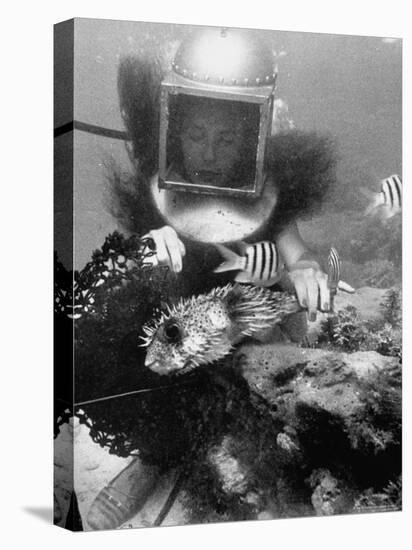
[327, 247, 341, 294]
[327, 247, 354, 307]
[214, 241, 284, 287]
[362, 174, 402, 219]
[327, 247, 341, 307]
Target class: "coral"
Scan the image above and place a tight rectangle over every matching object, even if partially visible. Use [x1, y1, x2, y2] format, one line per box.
[308, 468, 355, 516]
[316, 288, 401, 359]
[56, 232, 230, 468]
[56, 231, 402, 524]
[319, 306, 369, 352]
[237, 341, 401, 517]
[353, 475, 402, 513]
[380, 288, 402, 328]
[347, 364, 401, 457]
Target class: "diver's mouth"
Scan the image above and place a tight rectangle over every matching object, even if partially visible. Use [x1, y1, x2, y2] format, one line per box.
[195, 170, 222, 183]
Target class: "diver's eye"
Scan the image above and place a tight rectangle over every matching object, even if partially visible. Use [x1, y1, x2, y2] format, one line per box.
[163, 322, 182, 344]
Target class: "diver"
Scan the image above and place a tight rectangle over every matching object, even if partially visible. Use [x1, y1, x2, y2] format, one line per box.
[88, 27, 344, 529]
[114, 28, 340, 324]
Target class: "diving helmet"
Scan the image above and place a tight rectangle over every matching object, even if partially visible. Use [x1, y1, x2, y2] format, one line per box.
[158, 27, 277, 198]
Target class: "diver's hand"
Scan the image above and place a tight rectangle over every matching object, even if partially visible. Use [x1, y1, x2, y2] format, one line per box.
[288, 260, 355, 321]
[143, 226, 186, 273]
[288, 260, 330, 322]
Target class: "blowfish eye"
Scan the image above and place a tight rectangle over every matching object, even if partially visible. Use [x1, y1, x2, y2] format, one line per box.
[163, 321, 182, 344]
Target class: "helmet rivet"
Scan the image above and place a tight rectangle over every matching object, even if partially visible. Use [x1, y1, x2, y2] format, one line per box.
[172, 30, 276, 95]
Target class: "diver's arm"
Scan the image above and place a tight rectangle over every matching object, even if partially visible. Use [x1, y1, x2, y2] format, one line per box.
[276, 221, 329, 320]
[275, 221, 315, 266]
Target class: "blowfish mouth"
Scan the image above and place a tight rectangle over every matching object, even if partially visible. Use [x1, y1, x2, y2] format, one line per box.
[144, 358, 166, 375]
[144, 357, 195, 377]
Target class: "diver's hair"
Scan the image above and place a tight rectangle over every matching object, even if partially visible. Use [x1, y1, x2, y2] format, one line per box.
[105, 158, 164, 235]
[113, 55, 165, 235]
[265, 130, 337, 225]
[118, 54, 163, 179]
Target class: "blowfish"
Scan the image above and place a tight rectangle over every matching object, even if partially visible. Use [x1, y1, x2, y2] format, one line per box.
[362, 174, 402, 219]
[141, 284, 299, 376]
[213, 241, 284, 287]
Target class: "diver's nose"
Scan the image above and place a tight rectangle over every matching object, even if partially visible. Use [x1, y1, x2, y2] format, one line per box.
[202, 139, 217, 163]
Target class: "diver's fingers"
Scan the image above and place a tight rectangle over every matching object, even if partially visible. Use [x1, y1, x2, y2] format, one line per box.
[293, 277, 308, 311]
[164, 238, 182, 273]
[177, 236, 186, 258]
[140, 233, 160, 266]
[143, 254, 159, 267]
[150, 229, 170, 268]
[163, 226, 184, 273]
[316, 270, 330, 312]
[337, 280, 355, 293]
[306, 276, 319, 322]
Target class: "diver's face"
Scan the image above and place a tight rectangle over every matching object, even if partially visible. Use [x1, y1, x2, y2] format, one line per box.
[181, 102, 243, 187]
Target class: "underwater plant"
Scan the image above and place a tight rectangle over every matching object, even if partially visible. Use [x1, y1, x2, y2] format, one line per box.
[317, 306, 369, 352]
[380, 288, 402, 328]
[316, 288, 401, 358]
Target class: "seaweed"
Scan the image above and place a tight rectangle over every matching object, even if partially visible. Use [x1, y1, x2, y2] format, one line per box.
[380, 288, 402, 328]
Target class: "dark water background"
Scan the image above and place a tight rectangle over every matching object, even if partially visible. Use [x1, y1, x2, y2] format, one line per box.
[55, 18, 401, 277]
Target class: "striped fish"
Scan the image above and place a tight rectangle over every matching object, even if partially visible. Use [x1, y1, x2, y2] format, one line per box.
[327, 247, 355, 307]
[214, 241, 283, 287]
[363, 174, 402, 219]
[327, 247, 341, 305]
